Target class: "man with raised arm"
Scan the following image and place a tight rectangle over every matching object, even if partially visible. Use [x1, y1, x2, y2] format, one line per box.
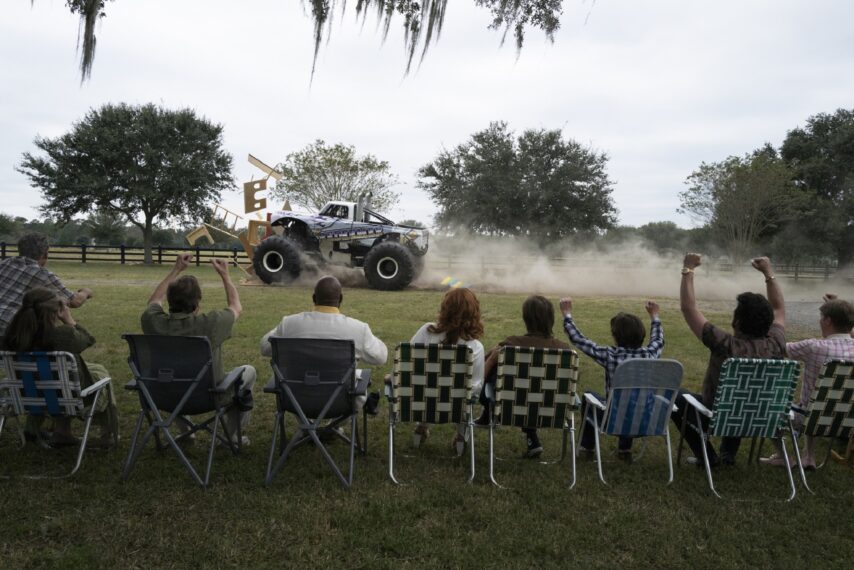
[141, 254, 256, 444]
[671, 254, 786, 467]
[0, 232, 92, 339]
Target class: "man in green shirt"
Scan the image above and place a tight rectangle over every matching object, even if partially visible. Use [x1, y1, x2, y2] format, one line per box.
[141, 254, 256, 444]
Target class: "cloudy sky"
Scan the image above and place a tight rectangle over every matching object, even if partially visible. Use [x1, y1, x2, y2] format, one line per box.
[2, 0, 852, 230]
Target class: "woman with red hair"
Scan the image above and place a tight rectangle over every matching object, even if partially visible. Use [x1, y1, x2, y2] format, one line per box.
[410, 287, 485, 455]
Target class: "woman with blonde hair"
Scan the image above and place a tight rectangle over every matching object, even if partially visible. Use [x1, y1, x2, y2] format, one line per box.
[3, 287, 118, 447]
[410, 287, 485, 455]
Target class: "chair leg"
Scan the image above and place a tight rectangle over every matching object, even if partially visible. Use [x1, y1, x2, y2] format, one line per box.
[488, 422, 502, 488]
[122, 411, 149, 481]
[347, 413, 357, 487]
[592, 410, 606, 486]
[467, 412, 476, 484]
[747, 436, 760, 465]
[695, 408, 720, 499]
[265, 412, 283, 486]
[818, 439, 834, 469]
[569, 414, 577, 490]
[664, 428, 674, 485]
[780, 435, 797, 502]
[388, 417, 400, 485]
[677, 410, 688, 467]
[362, 409, 368, 455]
[788, 420, 813, 494]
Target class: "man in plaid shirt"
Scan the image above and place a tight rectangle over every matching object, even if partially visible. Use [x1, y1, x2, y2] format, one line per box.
[560, 297, 664, 460]
[0, 233, 92, 339]
[761, 294, 854, 469]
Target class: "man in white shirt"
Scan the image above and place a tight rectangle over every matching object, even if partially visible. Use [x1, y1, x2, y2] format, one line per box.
[260, 275, 387, 411]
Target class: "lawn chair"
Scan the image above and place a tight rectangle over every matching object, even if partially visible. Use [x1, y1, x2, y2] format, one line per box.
[583, 359, 683, 485]
[386, 343, 475, 484]
[0, 350, 111, 478]
[264, 338, 369, 489]
[485, 346, 580, 488]
[121, 334, 247, 488]
[790, 359, 854, 489]
[678, 358, 801, 500]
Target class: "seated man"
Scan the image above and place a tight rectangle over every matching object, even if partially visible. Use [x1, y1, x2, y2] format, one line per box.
[762, 294, 854, 468]
[671, 254, 786, 466]
[0, 232, 92, 339]
[260, 275, 387, 411]
[141, 254, 256, 444]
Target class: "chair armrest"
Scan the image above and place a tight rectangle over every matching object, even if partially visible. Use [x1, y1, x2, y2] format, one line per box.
[213, 367, 244, 393]
[81, 377, 111, 398]
[791, 404, 808, 417]
[124, 379, 138, 391]
[484, 383, 495, 403]
[353, 375, 370, 397]
[584, 392, 606, 411]
[263, 377, 278, 394]
[682, 393, 713, 418]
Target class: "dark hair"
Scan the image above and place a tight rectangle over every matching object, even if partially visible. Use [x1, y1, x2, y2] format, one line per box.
[610, 313, 646, 348]
[167, 276, 202, 314]
[733, 292, 774, 338]
[3, 287, 63, 351]
[17, 233, 49, 261]
[820, 299, 854, 333]
[428, 288, 484, 344]
[522, 295, 555, 337]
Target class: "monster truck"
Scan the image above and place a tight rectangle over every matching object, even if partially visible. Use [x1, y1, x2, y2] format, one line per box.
[252, 197, 428, 290]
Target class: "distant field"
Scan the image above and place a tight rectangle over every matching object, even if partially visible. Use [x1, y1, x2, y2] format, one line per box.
[0, 261, 850, 568]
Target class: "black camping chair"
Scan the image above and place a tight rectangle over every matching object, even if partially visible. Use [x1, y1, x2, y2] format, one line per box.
[121, 334, 248, 488]
[264, 338, 370, 489]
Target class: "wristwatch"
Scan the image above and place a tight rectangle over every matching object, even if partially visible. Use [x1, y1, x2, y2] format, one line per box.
[681, 267, 694, 275]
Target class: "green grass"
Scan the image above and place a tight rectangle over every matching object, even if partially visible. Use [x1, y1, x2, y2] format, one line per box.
[1, 262, 851, 568]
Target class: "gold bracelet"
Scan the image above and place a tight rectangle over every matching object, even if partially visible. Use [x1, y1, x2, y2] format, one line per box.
[681, 267, 694, 275]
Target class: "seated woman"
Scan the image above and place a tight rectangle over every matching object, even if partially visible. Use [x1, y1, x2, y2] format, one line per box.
[478, 295, 573, 458]
[410, 287, 485, 456]
[559, 296, 664, 463]
[3, 287, 118, 447]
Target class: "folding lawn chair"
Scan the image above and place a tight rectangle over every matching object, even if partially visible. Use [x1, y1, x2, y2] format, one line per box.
[385, 343, 475, 484]
[789, 359, 854, 490]
[121, 334, 248, 488]
[483, 346, 580, 488]
[264, 338, 370, 489]
[583, 359, 683, 485]
[0, 350, 111, 478]
[678, 357, 801, 500]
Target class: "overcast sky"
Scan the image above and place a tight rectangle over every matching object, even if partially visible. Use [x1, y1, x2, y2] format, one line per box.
[2, 0, 853, 231]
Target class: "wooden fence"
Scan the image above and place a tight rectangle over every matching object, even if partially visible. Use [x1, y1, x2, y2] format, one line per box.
[0, 243, 842, 281]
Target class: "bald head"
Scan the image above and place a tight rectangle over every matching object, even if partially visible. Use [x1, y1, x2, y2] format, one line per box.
[313, 276, 343, 308]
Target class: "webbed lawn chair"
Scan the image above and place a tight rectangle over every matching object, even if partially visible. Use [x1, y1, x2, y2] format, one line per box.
[385, 343, 475, 484]
[583, 359, 683, 485]
[483, 346, 580, 488]
[0, 350, 111, 478]
[122, 334, 248, 488]
[264, 338, 370, 489]
[678, 358, 801, 500]
[790, 359, 854, 489]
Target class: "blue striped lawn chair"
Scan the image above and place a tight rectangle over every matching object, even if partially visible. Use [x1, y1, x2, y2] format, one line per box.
[485, 346, 580, 488]
[583, 359, 683, 485]
[790, 359, 854, 491]
[385, 343, 475, 484]
[0, 350, 111, 478]
[679, 358, 801, 500]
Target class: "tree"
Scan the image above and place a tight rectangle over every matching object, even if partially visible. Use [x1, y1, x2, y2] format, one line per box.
[781, 108, 854, 265]
[397, 218, 427, 229]
[82, 209, 126, 244]
[58, 1, 563, 82]
[417, 121, 616, 245]
[679, 146, 803, 263]
[271, 140, 399, 213]
[637, 221, 689, 255]
[0, 213, 23, 242]
[18, 103, 234, 264]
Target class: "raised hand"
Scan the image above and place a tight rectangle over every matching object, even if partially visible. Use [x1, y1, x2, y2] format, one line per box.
[645, 300, 660, 318]
[559, 297, 573, 316]
[683, 253, 702, 270]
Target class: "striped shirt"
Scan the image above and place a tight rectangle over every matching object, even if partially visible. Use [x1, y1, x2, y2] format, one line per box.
[787, 334, 854, 408]
[0, 257, 74, 337]
[563, 315, 664, 392]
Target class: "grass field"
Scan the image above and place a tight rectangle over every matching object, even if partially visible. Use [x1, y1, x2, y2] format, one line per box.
[1, 261, 851, 569]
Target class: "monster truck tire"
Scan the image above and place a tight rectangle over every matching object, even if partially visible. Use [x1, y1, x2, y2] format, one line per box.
[364, 242, 415, 291]
[253, 236, 302, 284]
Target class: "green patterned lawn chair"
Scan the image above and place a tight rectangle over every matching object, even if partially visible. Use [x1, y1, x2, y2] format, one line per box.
[0, 350, 112, 478]
[584, 359, 683, 485]
[679, 358, 801, 500]
[385, 343, 475, 484]
[790, 359, 854, 491]
[484, 346, 579, 488]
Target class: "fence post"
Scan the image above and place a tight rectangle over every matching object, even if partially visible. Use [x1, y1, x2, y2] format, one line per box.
[81, 243, 87, 264]
[825, 264, 831, 281]
[120, 244, 125, 265]
[793, 262, 799, 282]
[1, 242, 5, 260]
[157, 245, 163, 265]
[195, 246, 201, 266]
[232, 247, 239, 263]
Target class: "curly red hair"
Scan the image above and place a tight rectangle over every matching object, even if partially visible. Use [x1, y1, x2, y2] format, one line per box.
[428, 288, 484, 343]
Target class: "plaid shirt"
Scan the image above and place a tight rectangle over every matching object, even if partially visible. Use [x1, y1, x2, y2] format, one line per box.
[0, 257, 74, 337]
[787, 334, 854, 408]
[563, 315, 664, 392]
